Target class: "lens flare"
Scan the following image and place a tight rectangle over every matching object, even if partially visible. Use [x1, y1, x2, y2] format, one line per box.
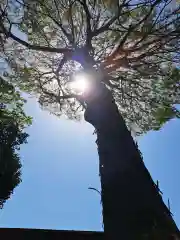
[70, 74, 89, 94]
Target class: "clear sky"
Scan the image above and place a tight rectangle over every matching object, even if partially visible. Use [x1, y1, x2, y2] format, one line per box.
[0, 97, 180, 231]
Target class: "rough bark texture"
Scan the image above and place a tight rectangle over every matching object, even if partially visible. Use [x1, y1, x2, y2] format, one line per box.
[84, 83, 180, 240]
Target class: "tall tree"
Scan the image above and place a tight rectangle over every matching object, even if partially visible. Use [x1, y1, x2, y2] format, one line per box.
[0, 77, 32, 208]
[0, 0, 180, 238]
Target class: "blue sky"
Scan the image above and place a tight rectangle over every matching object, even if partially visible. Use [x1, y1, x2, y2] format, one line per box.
[0, 97, 180, 231]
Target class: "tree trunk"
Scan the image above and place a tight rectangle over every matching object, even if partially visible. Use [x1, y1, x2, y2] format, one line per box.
[84, 82, 179, 240]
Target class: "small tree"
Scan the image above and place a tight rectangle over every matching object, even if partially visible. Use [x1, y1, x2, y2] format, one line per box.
[0, 0, 180, 238]
[0, 77, 32, 208]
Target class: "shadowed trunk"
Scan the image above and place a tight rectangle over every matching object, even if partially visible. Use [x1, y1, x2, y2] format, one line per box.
[84, 82, 179, 240]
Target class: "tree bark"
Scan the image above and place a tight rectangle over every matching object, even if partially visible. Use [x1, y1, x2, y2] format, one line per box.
[84, 82, 179, 240]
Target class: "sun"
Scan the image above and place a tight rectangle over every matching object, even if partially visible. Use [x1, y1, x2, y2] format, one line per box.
[70, 74, 89, 94]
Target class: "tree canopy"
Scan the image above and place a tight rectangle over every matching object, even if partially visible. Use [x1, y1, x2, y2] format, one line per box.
[0, 77, 31, 208]
[0, 0, 180, 133]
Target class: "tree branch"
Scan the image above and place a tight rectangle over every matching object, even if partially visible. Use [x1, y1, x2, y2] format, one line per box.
[56, 56, 67, 75]
[78, 0, 92, 47]
[107, 25, 134, 62]
[9, 32, 72, 54]
[92, 0, 126, 37]
[103, 0, 164, 65]
[92, 15, 117, 37]
[46, 14, 74, 45]
[42, 90, 75, 101]
[15, 0, 74, 45]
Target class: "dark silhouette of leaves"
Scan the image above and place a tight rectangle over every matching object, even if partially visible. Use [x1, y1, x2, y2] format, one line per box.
[0, 77, 31, 208]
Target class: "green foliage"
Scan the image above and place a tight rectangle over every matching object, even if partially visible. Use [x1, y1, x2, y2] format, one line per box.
[0, 0, 180, 134]
[0, 77, 31, 208]
[0, 120, 25, 209]
[0, 77, 32, 127]
[152, 105, 180, 130]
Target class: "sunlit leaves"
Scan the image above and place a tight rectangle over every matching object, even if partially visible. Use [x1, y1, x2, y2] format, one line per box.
[152, 105, 180, 130]
[0, 77, 32, 127]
